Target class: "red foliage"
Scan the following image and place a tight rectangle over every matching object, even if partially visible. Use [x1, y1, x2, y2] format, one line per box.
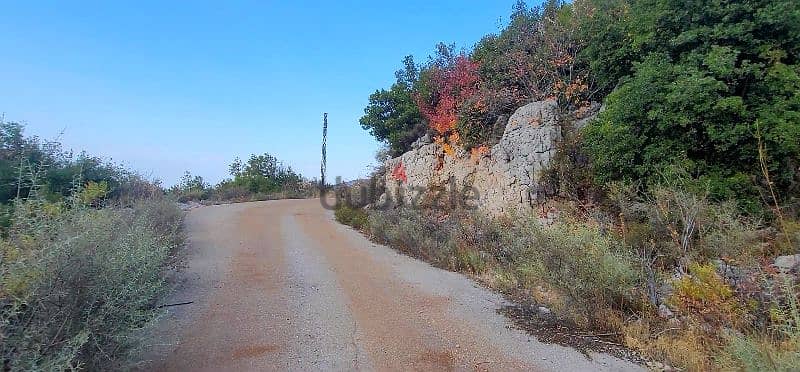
[391, 162, 407, 182]
[417, 55, 480, 135]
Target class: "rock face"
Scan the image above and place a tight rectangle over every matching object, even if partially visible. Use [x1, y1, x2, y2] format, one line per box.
[381, 100, 576, 215]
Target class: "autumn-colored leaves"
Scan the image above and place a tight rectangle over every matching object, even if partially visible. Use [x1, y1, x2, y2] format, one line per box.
[416, 55, 480, 136]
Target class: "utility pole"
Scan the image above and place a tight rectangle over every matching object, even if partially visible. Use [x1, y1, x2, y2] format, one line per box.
[320, 113, 327, 191]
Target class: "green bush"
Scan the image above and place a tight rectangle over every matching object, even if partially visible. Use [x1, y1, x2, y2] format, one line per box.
[0, 120, 158, 206]
[0, 196, 183, 370]
[581, 0, 800, 211]
[509, 218, 642, 321]
[334, 204, 368, 230]
[366, 208, 453, 265]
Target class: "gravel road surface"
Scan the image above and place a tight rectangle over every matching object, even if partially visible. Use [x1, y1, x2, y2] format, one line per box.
[141, 199, 643, 371]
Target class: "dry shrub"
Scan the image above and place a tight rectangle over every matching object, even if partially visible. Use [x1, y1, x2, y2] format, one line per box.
[668, 263, 745, 327]
[366, 208, 452, 265]
[477, 267, 518, 293]
[1, 196, 183, 370]
[449, 213, 507, 273]
[510, 218, 642, 327]
[650, 329, 714, 371]
[774, 219, 800, 256]
[213, 185, 250, 202]
[365, 207, 642, 327]
[622, 319, 715, 371]
[718, 278, 800, 371]
[360, 192, 790, 370]
[610, 179, 763, 270]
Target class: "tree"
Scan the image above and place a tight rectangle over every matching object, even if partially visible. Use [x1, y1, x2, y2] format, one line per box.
[582, 0, 800, 212]
[416, 54, 480, 135]
[229, 157, 243, 177]
[465, 0, 595, 148]
[177, 171, 207, 191]
[227, 153, 302, 194]
[360, 56, 428, 157]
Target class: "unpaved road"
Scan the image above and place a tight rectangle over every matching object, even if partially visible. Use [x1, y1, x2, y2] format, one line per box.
[141, 199, 643, 371]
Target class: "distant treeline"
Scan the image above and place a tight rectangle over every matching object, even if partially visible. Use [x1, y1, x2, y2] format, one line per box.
[170, 153, 316, 203]
[0, 120, 159, 209]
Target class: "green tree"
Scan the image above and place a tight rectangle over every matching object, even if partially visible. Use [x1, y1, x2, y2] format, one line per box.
[229, 153, 302, 194]
[582, 0, 800, 212]
[360, 56, 428, 157]
[0, 120, 126, 204]
[177, 171, 207, 191]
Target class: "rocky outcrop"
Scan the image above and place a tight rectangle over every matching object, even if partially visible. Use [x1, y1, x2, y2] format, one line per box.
[380, 100, 594, 215]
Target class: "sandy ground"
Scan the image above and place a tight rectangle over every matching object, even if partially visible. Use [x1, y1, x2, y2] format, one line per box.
[140, 199, 643, 371]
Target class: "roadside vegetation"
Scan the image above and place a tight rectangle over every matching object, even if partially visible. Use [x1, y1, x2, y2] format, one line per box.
[169, 153, 317, 204]
[350, 0, 800, 370]
[0, 120, 184, 370]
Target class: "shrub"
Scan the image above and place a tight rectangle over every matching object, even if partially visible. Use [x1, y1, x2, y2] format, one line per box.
[510, 219, 642, 325]
[171, 153, 316, 204]
[610, 174, 763, 270]
[366, 208, 453, 265]
[719, 278, 800, 371]
[334, 204, 368, 230]
[212, 184, 250, 202]
[78, 180, 109, 206]
[364, 207, 641, 327]
[581, 0, 800, 210]
[668, 263, 743, 326]
[0, 120, 158, 206]
[0, 196, 183, 370]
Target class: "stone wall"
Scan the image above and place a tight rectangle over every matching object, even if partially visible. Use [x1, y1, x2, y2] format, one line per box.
[380, 100, 593, 215]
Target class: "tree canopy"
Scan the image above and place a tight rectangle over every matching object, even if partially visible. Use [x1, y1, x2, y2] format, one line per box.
[581, 0, 800, 211]
[360, 0, 799, 213]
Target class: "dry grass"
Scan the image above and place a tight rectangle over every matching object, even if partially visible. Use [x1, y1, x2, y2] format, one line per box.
[331, 167, 800, 371]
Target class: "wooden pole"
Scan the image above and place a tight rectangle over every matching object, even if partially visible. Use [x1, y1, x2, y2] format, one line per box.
[320, 113, 328, 191]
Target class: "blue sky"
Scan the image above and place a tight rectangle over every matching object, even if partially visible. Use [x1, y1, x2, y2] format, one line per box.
[1, 1, 525, 186]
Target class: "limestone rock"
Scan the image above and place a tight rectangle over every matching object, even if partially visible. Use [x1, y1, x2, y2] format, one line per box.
[382, 100, 563, 215]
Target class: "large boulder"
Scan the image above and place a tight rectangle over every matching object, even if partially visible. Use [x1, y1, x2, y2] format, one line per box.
[380, 100, 573, 215]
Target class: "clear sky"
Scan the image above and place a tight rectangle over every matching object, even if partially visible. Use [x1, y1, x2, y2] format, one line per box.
[0, 1, 526, 186]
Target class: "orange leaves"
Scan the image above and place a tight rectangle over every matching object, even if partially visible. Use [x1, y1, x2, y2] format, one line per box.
[551, 53, 574, 68]
[434, 133, 461, 158]
[442, 143, 455, 158]
[448, 132, 460, 145]
[418, 55, 481, 135]
[434, 136, 455, 158]
[470, 145, 489, 163]
[391, 162, 407, 182]
[422, 94, 458, 135]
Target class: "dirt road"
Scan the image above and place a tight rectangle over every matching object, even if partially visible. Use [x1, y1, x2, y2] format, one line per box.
[141, 199, 642, 371]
